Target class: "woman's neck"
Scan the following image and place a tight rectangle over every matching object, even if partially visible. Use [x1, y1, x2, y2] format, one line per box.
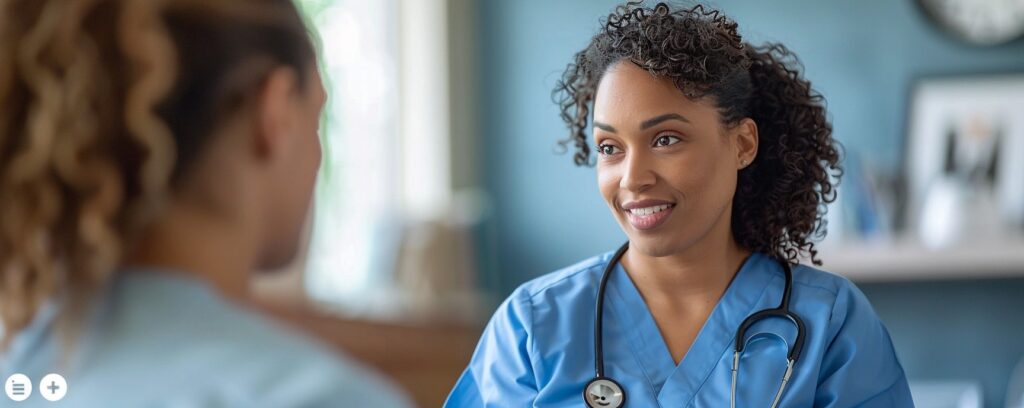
[621, 233, 751, 308]
[122, 198, 259, 300]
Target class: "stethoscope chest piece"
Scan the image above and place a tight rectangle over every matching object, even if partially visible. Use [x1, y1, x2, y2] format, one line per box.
[584, 377, 625, 407]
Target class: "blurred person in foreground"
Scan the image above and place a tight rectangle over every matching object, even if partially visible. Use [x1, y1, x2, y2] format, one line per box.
[0, 0, 411, 406]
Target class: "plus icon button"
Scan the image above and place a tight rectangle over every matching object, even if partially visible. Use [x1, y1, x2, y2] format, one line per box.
[39, 374, 67, 401]
[47, 380, 60, 394]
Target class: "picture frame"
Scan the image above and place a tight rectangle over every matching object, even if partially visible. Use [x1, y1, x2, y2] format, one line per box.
[904, 73, 1024, 247]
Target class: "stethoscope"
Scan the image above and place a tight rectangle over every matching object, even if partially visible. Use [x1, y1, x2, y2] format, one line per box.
[584, 242, 807, 408]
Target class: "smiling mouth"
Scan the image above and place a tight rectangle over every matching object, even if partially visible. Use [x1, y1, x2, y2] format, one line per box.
[624, 203, 675, 231]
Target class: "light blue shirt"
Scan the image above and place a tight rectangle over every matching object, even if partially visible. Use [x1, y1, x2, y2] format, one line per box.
[1, 269, 412, 407]
[447, 251, 914, 407]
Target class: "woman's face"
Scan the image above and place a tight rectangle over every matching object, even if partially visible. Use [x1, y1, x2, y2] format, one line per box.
[261, 66, 326, 268]
[592, 61, 755, 258]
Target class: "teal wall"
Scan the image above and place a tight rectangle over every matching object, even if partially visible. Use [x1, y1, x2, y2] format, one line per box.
[860, 279, 1024, 407]
[475, 1, 1024, 406]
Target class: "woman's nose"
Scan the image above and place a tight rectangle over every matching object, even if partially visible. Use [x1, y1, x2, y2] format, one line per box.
[619, 151, 656, 192]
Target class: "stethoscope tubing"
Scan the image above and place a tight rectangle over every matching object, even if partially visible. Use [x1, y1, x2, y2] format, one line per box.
[586, 241, 807, 408]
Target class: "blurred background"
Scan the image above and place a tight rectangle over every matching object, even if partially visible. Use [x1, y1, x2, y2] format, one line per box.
[249, 0, 1024, 406]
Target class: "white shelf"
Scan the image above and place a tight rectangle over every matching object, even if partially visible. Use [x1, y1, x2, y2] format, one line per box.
[817, 238, 1024, 282]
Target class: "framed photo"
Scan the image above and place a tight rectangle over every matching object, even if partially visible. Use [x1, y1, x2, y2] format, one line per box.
[904, 73, 1024, 247]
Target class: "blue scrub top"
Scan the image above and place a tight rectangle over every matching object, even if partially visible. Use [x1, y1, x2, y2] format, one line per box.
[446, 251, 914, 407]
[1, 269, 412, 407]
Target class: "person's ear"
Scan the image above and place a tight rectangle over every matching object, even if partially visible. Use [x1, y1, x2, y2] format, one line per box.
[252, 67, 300, 161]
[734, 117, 759, 169]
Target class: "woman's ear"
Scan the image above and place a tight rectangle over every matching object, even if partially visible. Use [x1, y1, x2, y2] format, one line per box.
[735, 117, 759, 169]
[253, 67, 300, 161]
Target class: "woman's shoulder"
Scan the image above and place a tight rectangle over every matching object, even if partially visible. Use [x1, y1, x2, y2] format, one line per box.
[781, 258, 910, 402]
[73, 271, 413, 407]
[485, 250, 616, 331]
[787, 257, 863, 301]
[508, 250, 615, 303]
[749, 253, 879, 324]
[784, 257, 886, 336]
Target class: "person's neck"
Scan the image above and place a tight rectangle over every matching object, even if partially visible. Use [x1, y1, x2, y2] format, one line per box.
[123, 199, 259, 300]
[622, 231, 751, 309]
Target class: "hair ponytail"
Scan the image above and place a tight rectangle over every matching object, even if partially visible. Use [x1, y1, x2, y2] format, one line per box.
[733, 43, 842, 265]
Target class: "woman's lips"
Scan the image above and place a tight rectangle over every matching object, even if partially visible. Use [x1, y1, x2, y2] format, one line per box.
[623, 202, 675, 231]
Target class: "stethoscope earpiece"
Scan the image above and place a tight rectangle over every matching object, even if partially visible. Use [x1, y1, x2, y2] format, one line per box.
[584, 377, 625, 408]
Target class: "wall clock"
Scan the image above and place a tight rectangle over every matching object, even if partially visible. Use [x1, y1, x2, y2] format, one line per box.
[917, 0, 1024, 45]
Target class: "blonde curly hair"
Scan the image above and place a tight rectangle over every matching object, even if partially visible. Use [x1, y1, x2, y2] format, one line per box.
[0, 0, 315, 348]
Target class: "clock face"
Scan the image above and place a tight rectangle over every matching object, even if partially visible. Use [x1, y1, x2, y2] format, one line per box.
[918, 0, 1024, 45]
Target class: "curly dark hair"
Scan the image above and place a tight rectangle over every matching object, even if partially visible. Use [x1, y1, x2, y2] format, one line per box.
[553, 1, 842, 265]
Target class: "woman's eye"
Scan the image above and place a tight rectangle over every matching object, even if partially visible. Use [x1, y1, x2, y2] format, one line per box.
[597, 143, 620, 155]
[654, 135, 681, 147]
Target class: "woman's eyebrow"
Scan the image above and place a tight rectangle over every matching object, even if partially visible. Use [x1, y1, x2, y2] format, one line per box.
[593, 113, 689, 134]
[641, 113, 689, 130]
[593, 121, 617, 133]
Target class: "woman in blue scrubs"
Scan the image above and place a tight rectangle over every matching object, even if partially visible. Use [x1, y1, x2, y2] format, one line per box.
[448, 2, 913, 407]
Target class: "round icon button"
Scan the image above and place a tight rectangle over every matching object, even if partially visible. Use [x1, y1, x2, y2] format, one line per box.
[39, 373, 67, 402]
[5, 373, 32, 402]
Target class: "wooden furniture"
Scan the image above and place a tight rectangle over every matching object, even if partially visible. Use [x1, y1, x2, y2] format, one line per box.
[256, 301, 481, 408]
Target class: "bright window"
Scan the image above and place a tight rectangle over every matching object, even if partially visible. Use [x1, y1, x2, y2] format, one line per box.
[299, 0, 402, 307]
